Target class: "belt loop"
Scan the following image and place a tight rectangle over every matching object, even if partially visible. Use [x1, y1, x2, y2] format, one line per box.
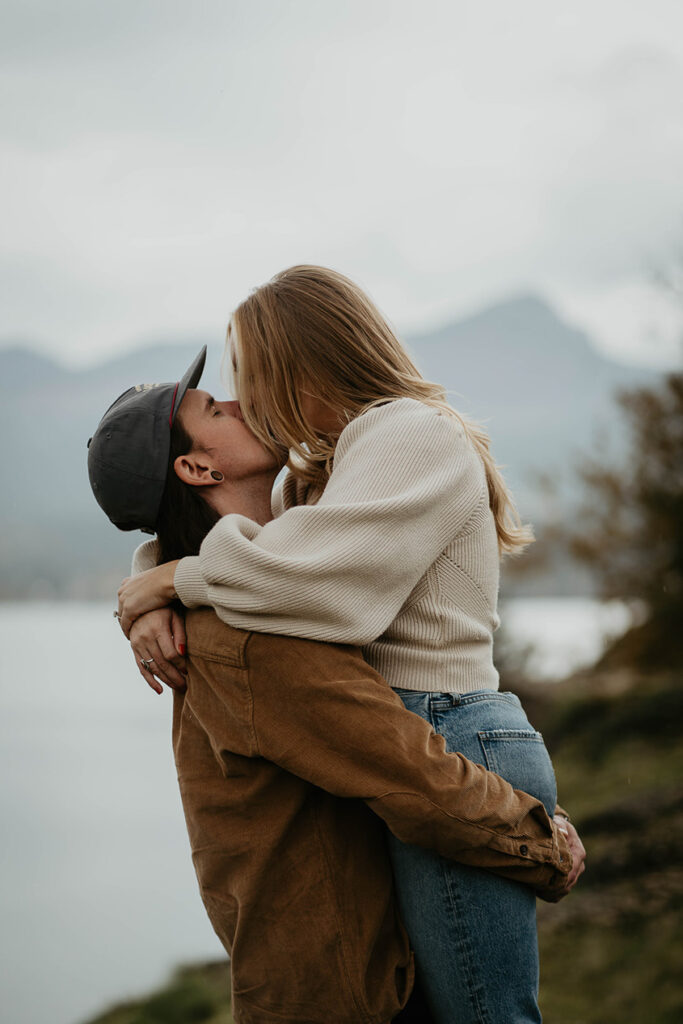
[429, 692, 462, 710]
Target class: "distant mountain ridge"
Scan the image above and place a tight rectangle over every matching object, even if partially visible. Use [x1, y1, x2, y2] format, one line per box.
[406, 293, 656, 501]
[0, 293, 659, 598]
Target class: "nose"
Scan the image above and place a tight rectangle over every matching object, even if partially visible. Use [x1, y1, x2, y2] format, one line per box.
[222, 400, 243, 420]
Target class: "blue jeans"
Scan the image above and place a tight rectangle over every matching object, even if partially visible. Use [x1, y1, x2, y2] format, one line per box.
[388, 689, 557, 1024]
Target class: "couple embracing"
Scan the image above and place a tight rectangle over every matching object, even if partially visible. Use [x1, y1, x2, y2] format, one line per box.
[89, 265, 585, 1024]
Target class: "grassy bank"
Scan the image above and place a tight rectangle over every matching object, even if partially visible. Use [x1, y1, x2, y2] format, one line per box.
[83, 961, 234, 1024]
[84, 664, 683, 1024]
[525, 667, 683, 1022]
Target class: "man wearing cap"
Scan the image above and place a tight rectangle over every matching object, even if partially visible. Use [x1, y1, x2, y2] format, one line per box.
[88, 347, 209, 535]
[88, 350, 582, 1024]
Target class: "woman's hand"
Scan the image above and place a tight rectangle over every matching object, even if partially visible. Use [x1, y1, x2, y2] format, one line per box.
[553, 815, 586, 893]
[129, 607, 188, 695]
[117, 561, 180, 637]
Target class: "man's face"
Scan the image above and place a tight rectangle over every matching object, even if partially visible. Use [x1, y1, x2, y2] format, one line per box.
[177, 389, 282, 481]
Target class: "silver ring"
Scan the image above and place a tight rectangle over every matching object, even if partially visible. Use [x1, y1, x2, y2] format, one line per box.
[140, 657, 155, 670]
[113, 610, 121, 620]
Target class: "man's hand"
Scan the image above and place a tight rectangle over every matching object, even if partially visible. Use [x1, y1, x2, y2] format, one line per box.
[129, 607, 188, 695]
[536, 817, 586, 903]
[554, 815, 586, 893]
[117, 561, 180, 637]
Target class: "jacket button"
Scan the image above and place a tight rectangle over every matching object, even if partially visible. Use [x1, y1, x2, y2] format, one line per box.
[520, 844, 528, 856]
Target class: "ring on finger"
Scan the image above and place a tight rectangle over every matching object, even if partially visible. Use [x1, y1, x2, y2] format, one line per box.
[140, 657, 156, 671]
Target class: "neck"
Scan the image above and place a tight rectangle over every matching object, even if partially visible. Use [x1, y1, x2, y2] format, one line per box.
[205, 469, 278, 525]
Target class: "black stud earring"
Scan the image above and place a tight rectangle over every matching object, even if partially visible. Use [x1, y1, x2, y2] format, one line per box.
[210, 470, 224, 481]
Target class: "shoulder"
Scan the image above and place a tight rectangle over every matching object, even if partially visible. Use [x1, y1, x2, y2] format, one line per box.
[348, 396, 454, 428]
[275, 470, 321, 513]
[336, 398, 473, 466]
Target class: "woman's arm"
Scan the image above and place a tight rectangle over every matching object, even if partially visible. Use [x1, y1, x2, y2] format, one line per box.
[169, 400, 488, 643]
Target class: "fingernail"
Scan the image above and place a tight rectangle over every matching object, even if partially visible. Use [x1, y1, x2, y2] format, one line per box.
[178, 644, 187, 655]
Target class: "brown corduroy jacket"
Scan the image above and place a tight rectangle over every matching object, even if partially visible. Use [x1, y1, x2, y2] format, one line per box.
[174, 609, 571, 1024]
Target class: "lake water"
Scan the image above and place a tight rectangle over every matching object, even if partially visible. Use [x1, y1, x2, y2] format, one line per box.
[0, 598, 632, 1024]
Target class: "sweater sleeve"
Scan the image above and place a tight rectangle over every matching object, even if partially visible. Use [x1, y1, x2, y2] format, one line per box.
[128, 469, 286, 579]
[173, 399, 489, 644]
[131, 538, 161, 574]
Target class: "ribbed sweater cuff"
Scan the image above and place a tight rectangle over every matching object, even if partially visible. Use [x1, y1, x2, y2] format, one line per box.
[174, 556, 211, 609]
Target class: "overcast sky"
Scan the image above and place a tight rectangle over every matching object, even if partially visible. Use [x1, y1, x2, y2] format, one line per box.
[2, 0, 682, 368]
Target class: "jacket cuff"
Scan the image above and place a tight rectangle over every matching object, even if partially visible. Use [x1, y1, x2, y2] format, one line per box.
[534, 821, 573, 901]
[521, 820, 572, 900]
[551, 818, 572, 871]
[174, 557, 211, 609]
[554, 803, 571, 822]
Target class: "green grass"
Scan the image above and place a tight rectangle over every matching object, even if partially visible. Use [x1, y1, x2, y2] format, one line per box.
[550, 732, 683, 822]
[539, 903, 683, 1023]
[84, 962, 234, 1024]
[526, 669, 683, 1022]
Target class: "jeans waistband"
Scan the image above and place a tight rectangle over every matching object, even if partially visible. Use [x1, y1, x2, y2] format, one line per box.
[392, 688, 521, 711]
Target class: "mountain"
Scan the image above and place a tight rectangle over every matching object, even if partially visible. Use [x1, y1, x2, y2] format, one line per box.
[406, 294, 658, 505]
[0, 295, 660, 598]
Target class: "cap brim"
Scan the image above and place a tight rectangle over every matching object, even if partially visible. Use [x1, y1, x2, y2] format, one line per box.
[171, 345, 207, 423]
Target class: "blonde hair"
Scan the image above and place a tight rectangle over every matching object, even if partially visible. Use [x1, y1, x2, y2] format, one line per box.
[229, 265, 533, 555]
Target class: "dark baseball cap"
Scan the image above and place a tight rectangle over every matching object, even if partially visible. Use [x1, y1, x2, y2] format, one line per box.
[87, 345, 207, 534]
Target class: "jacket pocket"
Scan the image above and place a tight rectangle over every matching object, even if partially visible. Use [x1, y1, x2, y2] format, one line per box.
[478, 728, 557, 818]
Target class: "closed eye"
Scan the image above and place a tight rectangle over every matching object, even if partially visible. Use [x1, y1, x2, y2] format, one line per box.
[205, 394, 221, 416]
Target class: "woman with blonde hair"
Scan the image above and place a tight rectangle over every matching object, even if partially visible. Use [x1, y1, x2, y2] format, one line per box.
[118, 265, 584, 1024]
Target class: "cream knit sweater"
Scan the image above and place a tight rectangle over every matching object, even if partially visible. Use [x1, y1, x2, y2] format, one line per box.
[134, 398, 502, 694]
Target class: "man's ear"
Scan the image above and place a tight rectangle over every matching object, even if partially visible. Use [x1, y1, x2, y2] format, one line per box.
[173, 453, 221, 487]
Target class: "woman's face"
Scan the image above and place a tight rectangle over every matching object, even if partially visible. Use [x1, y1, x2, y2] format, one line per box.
[177, 389, 282, 480]
[228, 334, 344, 441]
